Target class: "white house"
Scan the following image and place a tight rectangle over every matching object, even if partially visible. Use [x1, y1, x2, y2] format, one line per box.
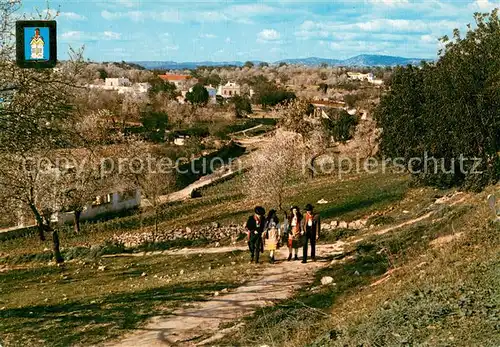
[87, 80, 151, 95]
[53, 189, 141, 225]
[105, 77, 131, 87]
[347, 72, 383, 85]
[217, 81, 241, 98]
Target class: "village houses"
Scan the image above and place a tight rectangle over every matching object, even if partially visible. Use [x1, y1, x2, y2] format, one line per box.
[347, 72, 384, 86]
[87, 77, 151, 95]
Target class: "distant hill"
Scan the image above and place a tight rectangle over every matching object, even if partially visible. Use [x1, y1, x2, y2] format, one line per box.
[133, 60, 263, 70]
[132, 54, 433, 70]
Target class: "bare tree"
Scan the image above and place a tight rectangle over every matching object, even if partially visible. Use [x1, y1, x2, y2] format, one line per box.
[0, 1, 86, 262]
[246, 130, 304, 213]
[276, 99, 331, 178]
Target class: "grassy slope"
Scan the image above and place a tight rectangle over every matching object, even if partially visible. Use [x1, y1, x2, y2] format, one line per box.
[220, 186, 500, 347]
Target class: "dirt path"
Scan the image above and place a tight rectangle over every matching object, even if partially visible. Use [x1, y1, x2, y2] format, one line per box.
[104, 242, 345, 347]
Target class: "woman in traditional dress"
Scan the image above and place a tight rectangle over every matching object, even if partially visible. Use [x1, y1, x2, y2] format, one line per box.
[287, 206, 303, 261]
[264, 209, 281, 263]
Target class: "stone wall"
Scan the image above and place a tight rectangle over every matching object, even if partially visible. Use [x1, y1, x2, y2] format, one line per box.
[112, 223, 247, 248]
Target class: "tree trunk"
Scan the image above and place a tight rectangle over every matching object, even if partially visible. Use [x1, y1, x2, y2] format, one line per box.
[73, 210, 82, 234]
[29, 203, 45, 241]
[154, 208, 159, 237]
[51, 228, 64, 264]
[309, 156, 317, 179]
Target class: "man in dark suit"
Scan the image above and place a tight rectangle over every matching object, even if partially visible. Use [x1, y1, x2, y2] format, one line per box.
[301, 204, 320, 263]
[246, 206, 266, 263]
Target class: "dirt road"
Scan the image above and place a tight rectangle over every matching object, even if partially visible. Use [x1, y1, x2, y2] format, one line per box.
[104, 242, 345, 347]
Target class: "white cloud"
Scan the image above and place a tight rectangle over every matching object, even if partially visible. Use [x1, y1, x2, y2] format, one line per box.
[101, 10, 182, 23]
[200, 33, 217, 39]
[468, 0, 500, 11]
[42, 9, 86, 21]
[61, 31, 84, 40]
[103, 31, 122, 40]
[165, 44, 179, 51]
[296, 18, 460, 40]
[115, 0, 140, 8]
[192, 11, 229, 23]
[257, 29, 281, 42]
[368, 0, 409, 7]
[421, 34, 436, 43]
[229, 4, 276, 16]
[225, 37, 232, 43]
[62, 12, 87, 21]
[101, 3, 278, 25]
[61, 31, 125, 42]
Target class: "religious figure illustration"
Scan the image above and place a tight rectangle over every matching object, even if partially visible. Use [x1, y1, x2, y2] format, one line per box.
[30, 28, 45, 59]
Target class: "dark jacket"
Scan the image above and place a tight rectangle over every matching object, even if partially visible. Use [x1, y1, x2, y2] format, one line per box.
[302, 212, 321, 238]
[246, 215, 265, 235]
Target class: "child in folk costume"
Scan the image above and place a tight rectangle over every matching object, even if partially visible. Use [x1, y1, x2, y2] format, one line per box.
[287, 206, 303, 261]
[264, 209, 281, 263]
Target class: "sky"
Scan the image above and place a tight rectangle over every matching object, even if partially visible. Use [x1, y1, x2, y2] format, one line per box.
[19, 0, 500, 62]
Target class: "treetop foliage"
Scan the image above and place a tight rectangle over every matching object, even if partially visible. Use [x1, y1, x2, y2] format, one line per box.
[376, 9, 500, 191]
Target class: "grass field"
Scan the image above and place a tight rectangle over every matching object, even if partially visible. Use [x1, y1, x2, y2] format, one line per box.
[0, 249, 255, 347]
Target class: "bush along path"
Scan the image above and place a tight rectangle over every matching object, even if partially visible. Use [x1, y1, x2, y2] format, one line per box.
[104, 242, 346, 347]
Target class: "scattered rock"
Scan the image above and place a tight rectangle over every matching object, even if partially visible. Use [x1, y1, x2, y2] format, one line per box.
[403, 210, 410, 214]
[338, 221, 348, 229]
[215, 242, 221, 247]
[98, 265, 106, 271]
[141, 272, 147, 277]
[212, 222, 220, 228]
[330, 221, 338, 228]
[231, 262, 236, 265]
[321, 276, 334, 285]
[179, 269, 184, 275]
[214, 291, 220, 297]
[317, 199, 329, 204]
[186, 227, 192, 234]
[221, 288, 228, 293]
[354, 270, 360, 276]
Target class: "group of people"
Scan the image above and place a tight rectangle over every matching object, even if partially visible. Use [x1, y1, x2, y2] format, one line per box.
[245, 204, 321, 264]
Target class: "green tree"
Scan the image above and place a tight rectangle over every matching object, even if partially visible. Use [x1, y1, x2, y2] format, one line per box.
[148, 76, 178, 99]
[259, 62, 269, 68]
[97, 68, 108, 80]
[323, 109, 358, 143]
[375, 10, 500, 190]
[186, 83, 209, 106]
[141, 111, 169, 142]
[198, 74, 221, 87]
[244, 61, 255, 68]
[231, 95, 252, 118]
[252, 79, 296, 108]
[318, 83, 328, 94]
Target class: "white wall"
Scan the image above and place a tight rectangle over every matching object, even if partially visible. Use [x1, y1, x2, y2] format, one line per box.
[54, 190, 141, 225]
